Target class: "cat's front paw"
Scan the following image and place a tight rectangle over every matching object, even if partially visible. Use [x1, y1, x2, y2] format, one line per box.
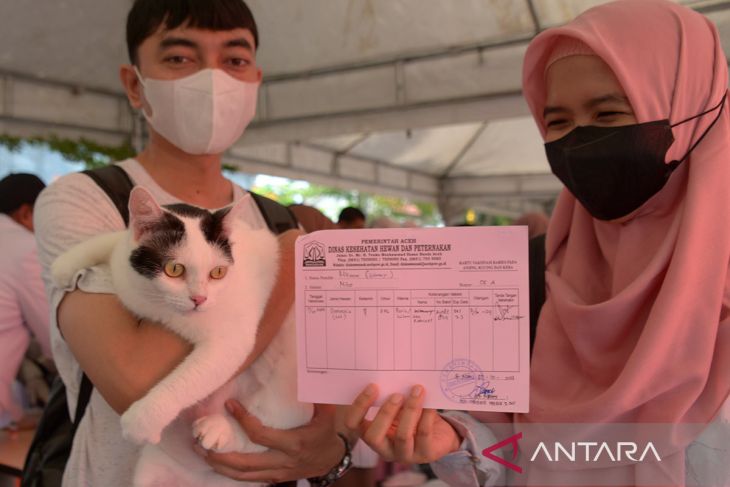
[192, 414, 238, 452]
[120, 401, 166, 445]
[50, 256, 78, 288]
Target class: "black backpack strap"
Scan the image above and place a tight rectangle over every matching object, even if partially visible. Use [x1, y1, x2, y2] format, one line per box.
[71, 165, 135, 425]
[73, 375, 93, 430]
[82, 165, 135, 226]
[529, 233, 546, 357]
[249, 192, 299, 235]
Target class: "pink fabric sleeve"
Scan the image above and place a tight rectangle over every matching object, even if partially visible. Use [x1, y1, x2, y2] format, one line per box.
[16, 248, 51, 357]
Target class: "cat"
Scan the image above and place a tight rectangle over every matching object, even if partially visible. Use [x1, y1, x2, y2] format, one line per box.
[51, 186, 313, 487]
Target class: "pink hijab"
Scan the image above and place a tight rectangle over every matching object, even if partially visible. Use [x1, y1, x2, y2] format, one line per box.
[519, 0, 730, 482]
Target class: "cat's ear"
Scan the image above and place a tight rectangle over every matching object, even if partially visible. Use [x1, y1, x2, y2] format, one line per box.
[128, 186, 164, 241]
[220, 193, 266, 233]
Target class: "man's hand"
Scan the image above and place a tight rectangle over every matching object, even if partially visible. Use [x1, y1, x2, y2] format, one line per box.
[196, 400, 346, 484]
[344, 384, 461, 464]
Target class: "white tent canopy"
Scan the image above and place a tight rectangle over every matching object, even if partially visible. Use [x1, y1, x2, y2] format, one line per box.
[2, 0, 730, 222]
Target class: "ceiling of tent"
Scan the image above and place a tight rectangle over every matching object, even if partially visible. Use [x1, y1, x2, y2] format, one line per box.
[1, 0, 730, 222]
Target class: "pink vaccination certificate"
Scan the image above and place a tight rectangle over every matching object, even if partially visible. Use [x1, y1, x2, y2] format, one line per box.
[295, 226, 530, 412]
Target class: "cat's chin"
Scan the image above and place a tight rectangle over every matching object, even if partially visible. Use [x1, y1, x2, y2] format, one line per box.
[166, 305, 205, 316]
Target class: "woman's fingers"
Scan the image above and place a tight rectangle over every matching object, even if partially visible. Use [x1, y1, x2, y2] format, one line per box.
[346, 384, 450, 463]
[344, 383, 378, 433]
[359, 392, 409, 460]
[392, 385, 426, 461]
[414, 408, 438, 459]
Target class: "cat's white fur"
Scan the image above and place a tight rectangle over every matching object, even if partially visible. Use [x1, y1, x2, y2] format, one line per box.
[52, 187, 313, 487]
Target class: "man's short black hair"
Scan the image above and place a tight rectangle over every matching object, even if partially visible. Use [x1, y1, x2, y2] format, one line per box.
[126, 0, 259, 65]
[0, 173, 46, 214]
[338, 207, 366, 224]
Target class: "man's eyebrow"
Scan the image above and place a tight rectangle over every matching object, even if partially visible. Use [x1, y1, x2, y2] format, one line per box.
[159, 37, 197, 50]
[225, 38, 254, 51]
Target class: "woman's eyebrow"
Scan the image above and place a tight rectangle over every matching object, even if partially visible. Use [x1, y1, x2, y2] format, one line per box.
[585, 93, 631, 109]
[543, 105, 569, 118]
[543, 94, 631, 118]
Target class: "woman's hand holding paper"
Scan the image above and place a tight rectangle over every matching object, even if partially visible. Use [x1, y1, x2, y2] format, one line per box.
[344, 383, 461, 464]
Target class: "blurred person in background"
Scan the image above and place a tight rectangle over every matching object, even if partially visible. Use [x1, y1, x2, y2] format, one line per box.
[0, 173, 52, 429]
[337, 207, 366, 229]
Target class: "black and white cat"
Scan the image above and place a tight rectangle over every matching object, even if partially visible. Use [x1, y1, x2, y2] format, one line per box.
[52, 186, 313, 486]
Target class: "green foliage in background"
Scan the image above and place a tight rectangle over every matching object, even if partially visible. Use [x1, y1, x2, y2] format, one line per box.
[253, 183, 352, 206]
[253, 182, 443, 227]
[1, 133, 443, 225]
[0, 134, 135, 169]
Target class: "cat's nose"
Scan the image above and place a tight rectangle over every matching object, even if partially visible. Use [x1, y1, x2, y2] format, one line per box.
[190, 295, 207, 306]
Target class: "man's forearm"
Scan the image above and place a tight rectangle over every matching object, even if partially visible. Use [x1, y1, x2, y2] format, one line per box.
[57, 290, 191, 414]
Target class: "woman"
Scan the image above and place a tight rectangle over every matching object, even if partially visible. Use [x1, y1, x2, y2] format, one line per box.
[345, 1, 730, 485]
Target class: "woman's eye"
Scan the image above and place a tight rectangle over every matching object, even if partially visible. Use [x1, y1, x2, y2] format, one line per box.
[210, 266, 228, 280]
[164, 261, 185, 278]
[597, 111, 623, 118]
[546, 119, 568, 128]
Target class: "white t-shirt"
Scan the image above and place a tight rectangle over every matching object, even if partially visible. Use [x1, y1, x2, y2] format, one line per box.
[33, 159, 265, 487]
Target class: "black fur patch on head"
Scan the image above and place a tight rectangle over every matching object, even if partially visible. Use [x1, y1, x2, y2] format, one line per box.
[130, 212, 186, 278]
[163, 203, 210, 219]
[200, 207, 234, 262]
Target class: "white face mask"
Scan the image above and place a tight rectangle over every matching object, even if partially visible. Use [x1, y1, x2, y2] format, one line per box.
[135, 68, 258, 155]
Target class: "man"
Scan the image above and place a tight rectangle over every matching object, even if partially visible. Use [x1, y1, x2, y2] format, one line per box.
[336, 207, 366, 229]
[0, 173, 51, 428]
[33, 1, 349, 484]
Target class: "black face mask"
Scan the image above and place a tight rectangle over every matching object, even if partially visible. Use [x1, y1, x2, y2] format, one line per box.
[544, 95, 726, 221]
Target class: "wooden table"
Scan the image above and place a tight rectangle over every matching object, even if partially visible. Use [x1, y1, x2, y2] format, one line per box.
[0, 429, 34, 477]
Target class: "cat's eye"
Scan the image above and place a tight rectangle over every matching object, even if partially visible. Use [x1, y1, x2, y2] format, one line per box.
[164, 261, 185, 278]
[210, 266, 228, 280]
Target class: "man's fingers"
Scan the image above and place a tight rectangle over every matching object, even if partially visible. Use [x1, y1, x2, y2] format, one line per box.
[392, 385, 425, 461]
[228, 400, 340, 456]
[203, 448, 290, 473]
[226, 400, 294, 451]
[344, 383, 378, 431]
